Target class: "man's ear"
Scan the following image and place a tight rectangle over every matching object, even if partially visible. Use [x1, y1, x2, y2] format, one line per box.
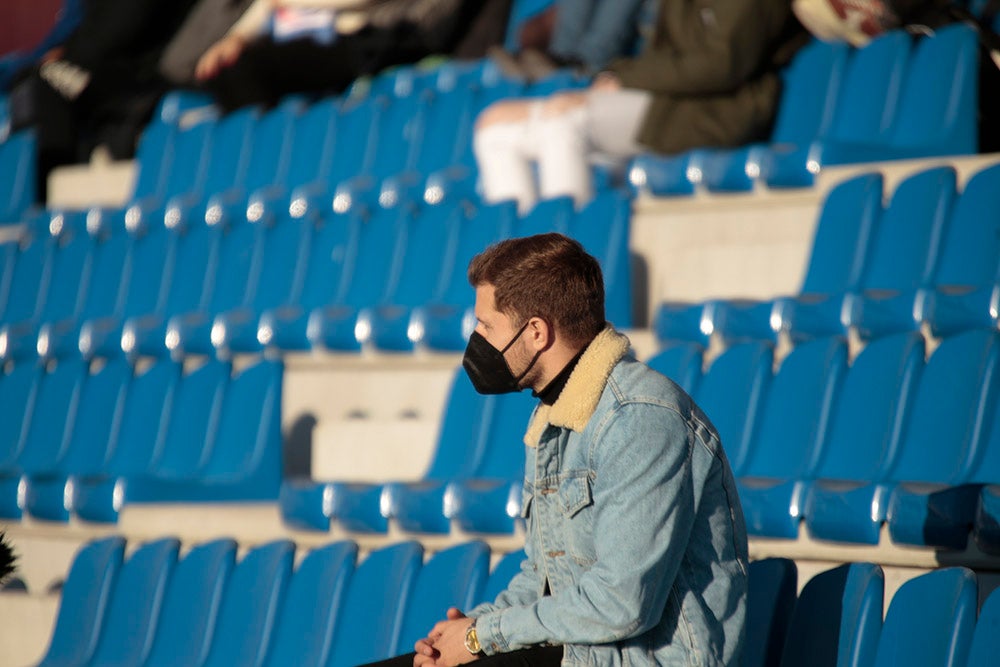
[526, 316, 553, 351]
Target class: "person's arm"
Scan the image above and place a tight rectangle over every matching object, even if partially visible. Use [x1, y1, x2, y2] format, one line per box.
[474, 403, 699, 653]
[607, 0, 781, 96]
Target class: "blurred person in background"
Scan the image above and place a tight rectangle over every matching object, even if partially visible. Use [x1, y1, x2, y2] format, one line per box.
[473, 0, 808, 214]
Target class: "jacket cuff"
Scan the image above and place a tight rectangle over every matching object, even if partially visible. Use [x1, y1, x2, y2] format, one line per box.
[473, 610, 510, 656]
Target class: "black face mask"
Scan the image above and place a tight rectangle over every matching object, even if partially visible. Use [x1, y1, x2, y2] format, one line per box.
[462, 320, 542, 395]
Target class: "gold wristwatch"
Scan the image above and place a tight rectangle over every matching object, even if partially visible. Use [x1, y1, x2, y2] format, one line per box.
[464, 620, 483, 655]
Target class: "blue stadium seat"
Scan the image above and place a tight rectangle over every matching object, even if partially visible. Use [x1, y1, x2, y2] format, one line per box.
[745, 558, 797, 667]
[380, 64, 480, 206]
[441, 390, 539, 534]
[121, 118, 213, 232]
[120, 212, 223, 359]
[143, 538, 237, 667]
[263, 541, 358, 667]
[325, 541, 423, 667]
[479, 549, 527, 607]
[692, 341, 773, 474]
[200, 540, 296, 667]
[845, 166, 957, 340]
[803, 332, 924, 544]
[0, 356, 87, 519]
[627, 151, 697, 198]
[333, 69, 432, 212]
[782, 167, 952, 342]
[645, 341, 703, 395]
[307, 204, 411, 352]
[210, 216, 314, 356]
[566, 190, 633, 329]
[36, 536, 126, 667]
[0, 360, 41, 478]
[155, 89, 217, 126]
[807, 331, 997, 548]
[966, 582, 1000, 667]
[661, 173, 883, 346]
[162, 107, 258, 231]
[872, 568, 977, 667]
[78, 210, 177, 360]
[883, 329, 999, 549]
[917, 163, 1000, 338]
[504, 0, 555, 52]
[250, 97, 338, 225]
[762, 30, 910, 187]
[358, 201, 464, 352]
[24, 356, 132, 522]
[801, 25, 979, 176]
[84, 537, 180, 666]
[256, 210, 360, 351]
[410, 200, 517, 352]
[37, 212, 132, 360]
[737, 337, 848, 538]
[422, 71, 525, 207]
[693, 39, 851, 193]
[164, 211, 265, 357]
[0, 213, 92, 361]
[0, 215, 58, 336]
[779, 562, 884, 667]
[71, 357, 182, 523]
[202, 100, 299, 228]
[395, 542, 491, 654]
[0, 130, 37, 224]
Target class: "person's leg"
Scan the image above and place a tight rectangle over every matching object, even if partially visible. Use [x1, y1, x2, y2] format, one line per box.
[553, 0, 647, 71]
[359, 646, 564, 667]
[584, 87, 652, 157]
[547, 0, 594, 65]
[473, 98, 540, 214]
[534, 93, 592, 207]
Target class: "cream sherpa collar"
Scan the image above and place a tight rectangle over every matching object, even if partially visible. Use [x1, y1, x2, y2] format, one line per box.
[523, 326, 631, 447]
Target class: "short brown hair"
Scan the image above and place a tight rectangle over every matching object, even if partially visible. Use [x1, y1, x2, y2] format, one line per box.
[468, 233, 606, 346]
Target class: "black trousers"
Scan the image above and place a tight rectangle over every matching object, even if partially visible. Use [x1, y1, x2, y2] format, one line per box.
[360, 645, 564, 667]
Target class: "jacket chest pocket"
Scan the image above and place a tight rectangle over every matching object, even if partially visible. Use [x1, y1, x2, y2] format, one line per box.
[559, 472, 597, 565]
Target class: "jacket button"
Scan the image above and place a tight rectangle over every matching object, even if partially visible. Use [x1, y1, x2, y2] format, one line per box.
[546, 550, 565, 558]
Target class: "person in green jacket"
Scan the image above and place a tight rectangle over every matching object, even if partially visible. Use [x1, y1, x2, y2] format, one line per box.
[473, 0, 808, 213]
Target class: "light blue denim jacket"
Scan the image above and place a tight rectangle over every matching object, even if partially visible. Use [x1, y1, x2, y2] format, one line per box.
[468, 327, 748, 666]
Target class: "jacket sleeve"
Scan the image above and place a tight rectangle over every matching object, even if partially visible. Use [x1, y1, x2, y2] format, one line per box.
[467, 548, 541, 617]
[607, 0, 781, 96]
[473, 403, 700, 652]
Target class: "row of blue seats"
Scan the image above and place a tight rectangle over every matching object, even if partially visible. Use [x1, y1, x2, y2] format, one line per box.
[629, 24, 980, 196]
[655, 162, 1000, 348]
[0, 355, 282, 523]
[23, 535, 1000, 667]
[279, 327, 1000, 553]
[0, 190, 631, 362]
[685, 327, 1000, 552]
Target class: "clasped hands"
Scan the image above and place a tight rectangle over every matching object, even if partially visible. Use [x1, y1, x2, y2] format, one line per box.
[413, 608, 480, 667]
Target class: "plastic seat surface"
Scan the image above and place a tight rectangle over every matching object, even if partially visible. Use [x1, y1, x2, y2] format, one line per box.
[693, 341, 773, 474]
[479, 549, 527, 607]
[325, 541, 423, 667]
[803, 332, 924, 544]
[872, 567, 977, 667]
[745, 558, 797, 667]
[143, 538, 237, 667]
[201, 540, 296, 667]
[263, 541, 358, 667]
[737, 337, 848, 538]
[779, 562, 884, 667]
[36, 536, 126, 667]
[85, 537, 180, 667]
[646, 341, 703, 395]
[965, 583, 1000, 667]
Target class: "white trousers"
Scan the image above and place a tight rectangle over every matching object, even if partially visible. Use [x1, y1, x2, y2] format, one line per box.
[473, 88, 652, 213]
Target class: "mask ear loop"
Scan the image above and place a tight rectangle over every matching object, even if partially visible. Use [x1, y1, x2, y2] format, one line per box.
[505, 317, 548, 386]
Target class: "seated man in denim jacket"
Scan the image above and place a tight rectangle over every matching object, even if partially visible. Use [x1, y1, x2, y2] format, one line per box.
[369, 232, 748, 667]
